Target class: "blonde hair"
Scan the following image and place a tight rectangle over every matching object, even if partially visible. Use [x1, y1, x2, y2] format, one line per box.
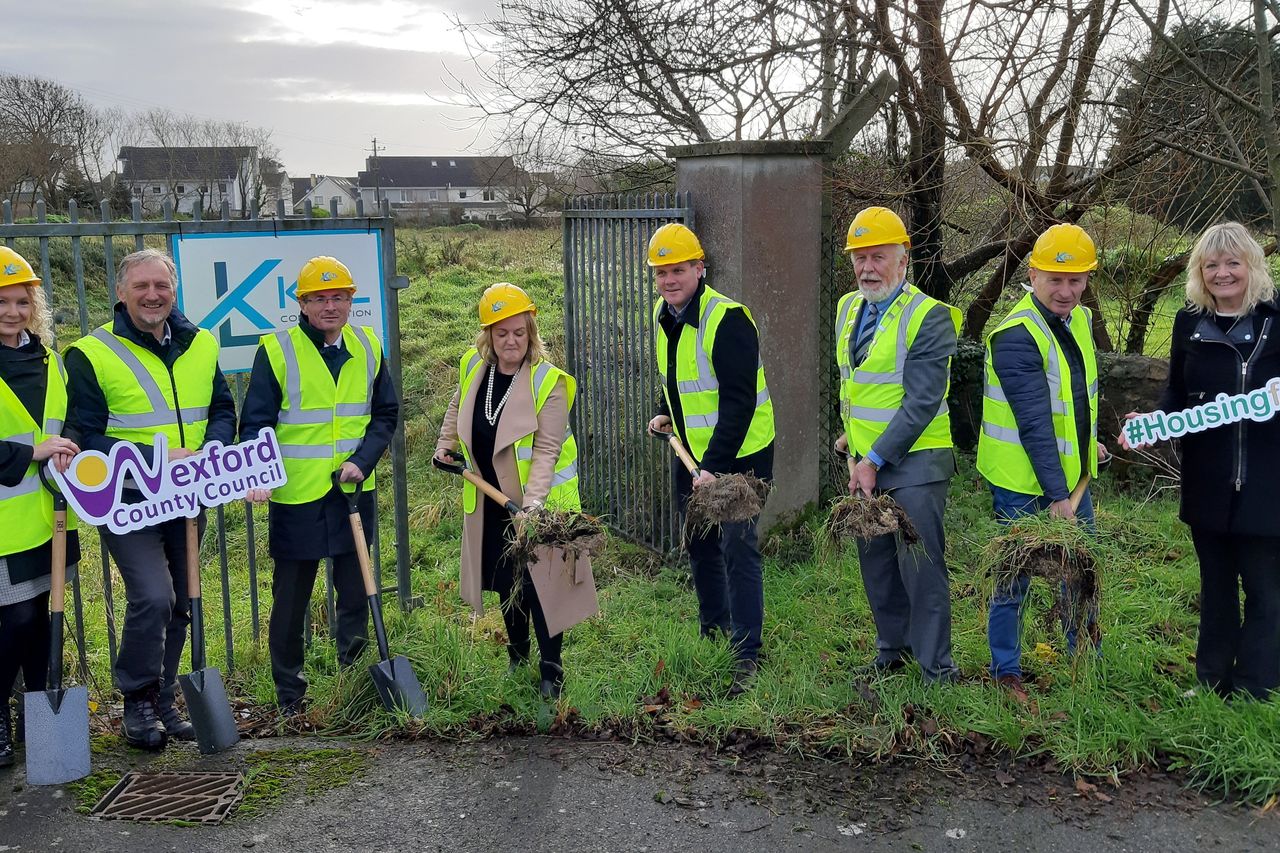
[1185, 222, 1276, 314]
[474, 311, 547, 366]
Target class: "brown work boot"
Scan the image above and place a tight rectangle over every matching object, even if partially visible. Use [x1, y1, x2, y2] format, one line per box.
[997, 674, 1031, 706]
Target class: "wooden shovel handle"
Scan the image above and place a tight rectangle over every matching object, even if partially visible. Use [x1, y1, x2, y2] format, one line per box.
[459, 468, 522, 515]
[665, 433, 701, 477]
[185, 516, 201, 600]
[49, 510, 67, 615]
[1069, 473, 1091, 513]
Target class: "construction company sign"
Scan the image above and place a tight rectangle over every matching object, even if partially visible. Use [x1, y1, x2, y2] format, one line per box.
[171, 230, 387, 373]
[51, 429, 287, 534]
[1123, 377, 1280, 449]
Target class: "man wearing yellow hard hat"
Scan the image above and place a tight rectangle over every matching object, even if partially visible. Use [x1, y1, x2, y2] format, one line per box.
[834, 207, 962, 685]
[645, 223, 775, 696]
[978, 223, 1108, 703]
[240, 256, 400, 715]
[65, 248, 238, 749]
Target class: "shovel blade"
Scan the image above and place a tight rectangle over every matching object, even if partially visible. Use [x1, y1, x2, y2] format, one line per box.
[23, 685, 91, 785]
[178, 667, 240, 755]
[369, 656, 429, 718]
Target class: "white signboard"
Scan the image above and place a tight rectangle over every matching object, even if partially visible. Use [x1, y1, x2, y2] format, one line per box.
[171, 230, 387, 373]
[52, 429, 287, 534]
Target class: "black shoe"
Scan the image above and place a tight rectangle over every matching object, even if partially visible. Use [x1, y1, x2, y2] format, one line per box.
[0, 705, 13, 769]
[122, 689, 168, 751]
[851, 659, 908, 680]
[508, 647, 530, 677]
[729, 659, 758, 697]
[539, 662, 564, 700]
[279, 697, 308, 718]
[158, 689, 196, 742]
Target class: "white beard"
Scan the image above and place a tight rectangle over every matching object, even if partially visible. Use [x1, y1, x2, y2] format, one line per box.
[858, 280, 897, 303]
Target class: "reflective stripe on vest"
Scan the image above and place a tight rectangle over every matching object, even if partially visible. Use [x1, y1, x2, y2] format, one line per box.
[835, 284, 960, 456]
[456, 349, 582, 515]
[67, 325, 218, 449]
[653, 286, 775, 462]
[0, 347, 78, 555]
[262, 324, 381, 504]
[976, 294, 1099, 495]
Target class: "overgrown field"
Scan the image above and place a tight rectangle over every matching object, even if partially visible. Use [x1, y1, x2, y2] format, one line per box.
[34, 225, 1280, 806]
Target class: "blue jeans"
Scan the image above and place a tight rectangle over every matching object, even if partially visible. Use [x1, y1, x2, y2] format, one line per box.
[987, 484, 1098, 678]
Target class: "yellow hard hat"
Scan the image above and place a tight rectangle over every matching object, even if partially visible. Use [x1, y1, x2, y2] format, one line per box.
[0, 247, 40, 288]
[296, 256, 356, 298]
[1029, 224, 1097, 273]
[647, 223, 704, 267]
[845, 207, 911, 252]
[479, 282, 536, 327]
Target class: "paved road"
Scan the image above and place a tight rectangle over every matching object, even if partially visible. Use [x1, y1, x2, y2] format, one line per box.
[1, 736, 1275, 852]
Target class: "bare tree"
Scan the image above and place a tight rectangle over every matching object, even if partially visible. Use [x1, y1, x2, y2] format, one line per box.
[0, 74, 102, 210]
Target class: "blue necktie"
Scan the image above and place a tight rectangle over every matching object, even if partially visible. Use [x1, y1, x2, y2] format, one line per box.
[853, 303, 879, 365]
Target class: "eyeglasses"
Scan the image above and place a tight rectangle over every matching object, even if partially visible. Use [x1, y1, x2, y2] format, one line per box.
[304, 295, 351, 306]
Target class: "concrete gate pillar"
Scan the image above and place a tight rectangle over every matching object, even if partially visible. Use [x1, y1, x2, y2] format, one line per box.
[668, 141, 830, 527]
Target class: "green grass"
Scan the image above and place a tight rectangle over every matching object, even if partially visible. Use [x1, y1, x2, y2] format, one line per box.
[46, 225, 1280, 807]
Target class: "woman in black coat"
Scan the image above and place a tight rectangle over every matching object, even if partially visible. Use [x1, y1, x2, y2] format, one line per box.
[1141, 222, 1280, 700]
[0, 254, 80, 767]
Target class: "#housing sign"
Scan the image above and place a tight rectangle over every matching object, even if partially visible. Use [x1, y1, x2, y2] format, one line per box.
[171, 230, 387, 373]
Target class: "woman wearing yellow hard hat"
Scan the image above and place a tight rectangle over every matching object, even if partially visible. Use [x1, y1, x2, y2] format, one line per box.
[435, 283, 597, 699]
[0, 247, 80, 768]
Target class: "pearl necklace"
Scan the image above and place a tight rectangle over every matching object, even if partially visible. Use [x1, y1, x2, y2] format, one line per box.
[484, 363, 522, 426]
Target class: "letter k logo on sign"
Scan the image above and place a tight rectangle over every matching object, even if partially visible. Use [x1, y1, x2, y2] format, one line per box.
[202, 259, 280, 347]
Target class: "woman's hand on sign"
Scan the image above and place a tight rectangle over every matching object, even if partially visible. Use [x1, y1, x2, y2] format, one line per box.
[32, 436, 78, 465]
[338, 461, 365, 483]
[1116, 412, 1140, 451]
[168, 447, 195, 461]
[246, 488, 272, 504]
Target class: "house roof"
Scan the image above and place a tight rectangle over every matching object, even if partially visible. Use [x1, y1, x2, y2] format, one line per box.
[356, 156, 519, 189]
[290, 177, 311, 203]
[119, 146, 254, 181]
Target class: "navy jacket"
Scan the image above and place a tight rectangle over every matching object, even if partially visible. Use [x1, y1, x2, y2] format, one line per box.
[989, 295, 1093, 501]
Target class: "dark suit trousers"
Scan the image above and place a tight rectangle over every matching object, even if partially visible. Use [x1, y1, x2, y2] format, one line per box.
[105, 515, 204, 696]
[269, 554, 369, 705]
[855, 480, 956, 682]
[1190, 529, 1280, 699]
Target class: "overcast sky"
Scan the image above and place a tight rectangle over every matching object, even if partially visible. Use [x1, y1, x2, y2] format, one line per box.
[6, 0, 503, 177]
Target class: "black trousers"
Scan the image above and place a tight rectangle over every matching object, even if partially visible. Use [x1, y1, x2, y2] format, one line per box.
[0, 593, 50, 710]
[104, 515, 204, 698]
[498, 567, 562, 669]
[269, 554, 369, 705]
[1190, 528, 1280, 699]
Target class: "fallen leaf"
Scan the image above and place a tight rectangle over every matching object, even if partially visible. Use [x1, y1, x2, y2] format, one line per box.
[683, 698, 703, 711]
[1094, 791, 1113, 804]
[654, 659, 666, 677]
[1075, 778, 1098, 796]
[995, 770, 1015, 786]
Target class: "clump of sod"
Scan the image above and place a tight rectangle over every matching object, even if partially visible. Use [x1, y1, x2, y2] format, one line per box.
[506, 509, 607, 564]
[826, 493, 920, 546]
[985, 513, 1100, 637]
[685, 473, 771, 532]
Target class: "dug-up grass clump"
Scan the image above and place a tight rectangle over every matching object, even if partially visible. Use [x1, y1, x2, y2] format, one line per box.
[826, 493, 920, 546]
[506, 509, 607, 564]
[684, 473, 771, 533]
[985, 513, 1100, 637]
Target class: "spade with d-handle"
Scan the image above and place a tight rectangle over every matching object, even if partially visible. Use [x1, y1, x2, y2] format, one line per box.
[24, 467, 91, 785]
[177, 515, 240, 754]
[431, 449, 523, 515]
[333, 473, 428, 717]
[647, 425, 701, 477]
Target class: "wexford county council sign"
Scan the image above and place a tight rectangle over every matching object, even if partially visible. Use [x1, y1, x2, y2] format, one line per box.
[51, 429, 286, 534]
[171, 230, 388, 374]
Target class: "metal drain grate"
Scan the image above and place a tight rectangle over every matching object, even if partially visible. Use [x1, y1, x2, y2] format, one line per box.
[90, 771, 245, 825]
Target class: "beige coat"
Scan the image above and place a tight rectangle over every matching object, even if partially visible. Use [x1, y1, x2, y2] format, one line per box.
[437, 358, 599, 636]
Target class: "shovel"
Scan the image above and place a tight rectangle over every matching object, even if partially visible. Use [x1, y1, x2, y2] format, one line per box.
[333, 473, 428, 717]
[431, 449, 523, 515]
[177, 516, 240, 754]
[23, 468, 91, 785]
[647, 425, 701, 477]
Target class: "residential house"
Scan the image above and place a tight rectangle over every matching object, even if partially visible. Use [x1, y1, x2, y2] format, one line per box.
[294, 175, 360, 215]
[355, 156, 522, 222]
[118, 146, 265, 216]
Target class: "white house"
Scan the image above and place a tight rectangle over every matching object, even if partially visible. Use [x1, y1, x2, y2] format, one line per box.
[293, 175, 360, 215]
[355, 156, 522, 222]
[118, 146, 276, 216]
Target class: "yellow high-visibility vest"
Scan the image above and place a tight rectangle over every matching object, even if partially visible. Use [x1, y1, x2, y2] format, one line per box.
[835, 284, 960, 456]
[653, 285, 775, 462]
[68, 325, 218, 450]
[0, 347, 77, 555]
[455, 348, 581, 514]
[260, 324, 381, 504]
[977, 293, 1099, 495]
